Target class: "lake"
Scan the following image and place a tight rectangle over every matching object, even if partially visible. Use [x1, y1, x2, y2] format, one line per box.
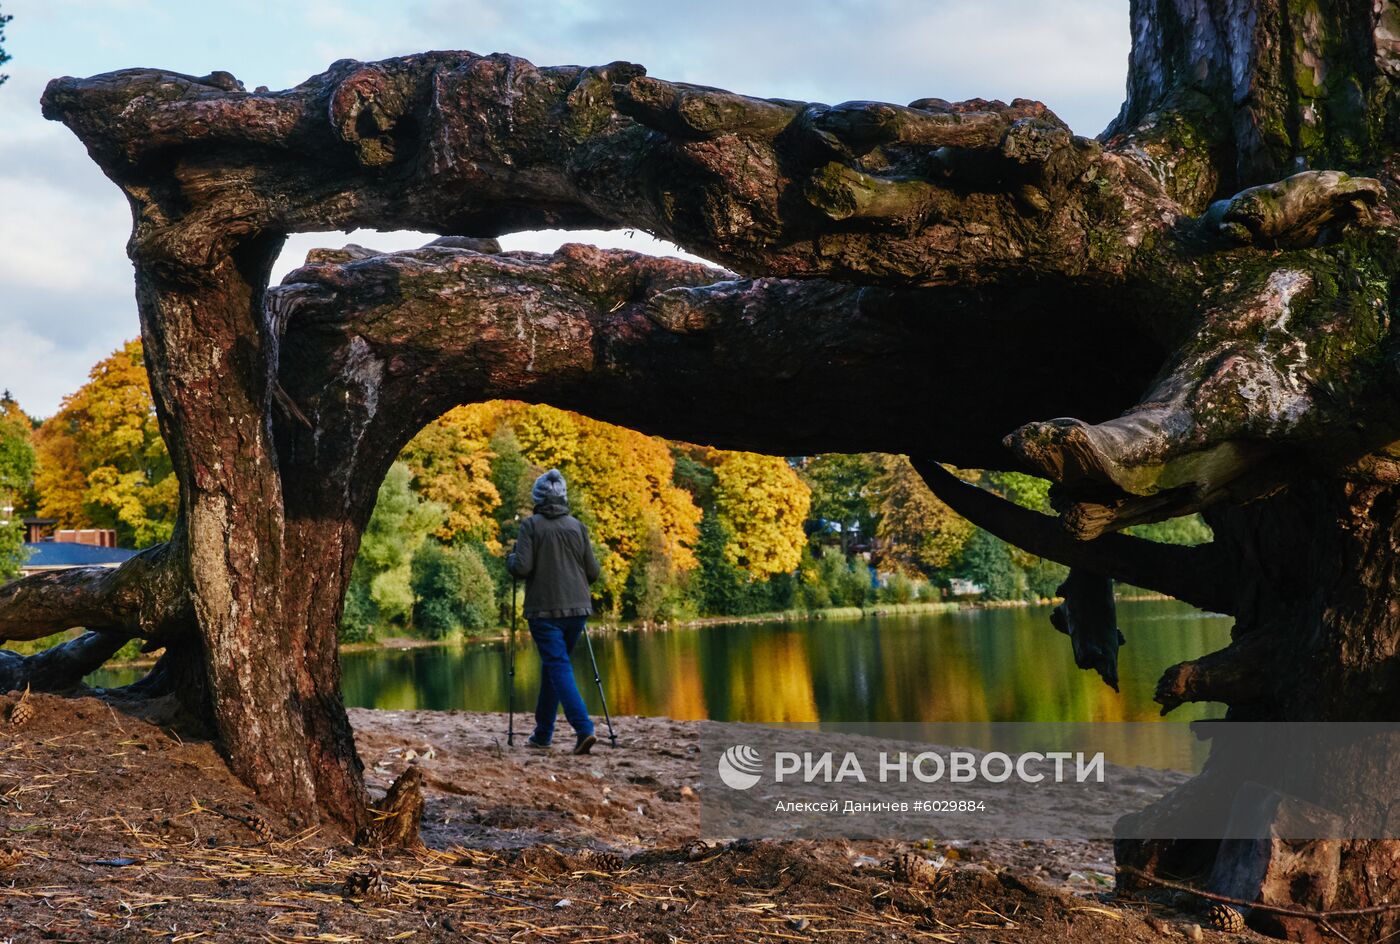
[90, 599, 1230, 723]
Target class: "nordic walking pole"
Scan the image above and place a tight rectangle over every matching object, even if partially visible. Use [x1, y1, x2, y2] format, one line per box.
[580, 625, 618, 748]
[507, 577, 517, 747]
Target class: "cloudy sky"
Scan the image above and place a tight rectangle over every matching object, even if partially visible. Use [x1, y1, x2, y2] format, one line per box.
[0, 0, 1129, 417]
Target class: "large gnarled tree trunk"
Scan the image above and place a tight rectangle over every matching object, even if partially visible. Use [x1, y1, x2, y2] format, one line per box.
[0, 0, 1396, 936]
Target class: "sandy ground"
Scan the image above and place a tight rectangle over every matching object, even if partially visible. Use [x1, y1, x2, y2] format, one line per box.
[0, 693, 1268, 942]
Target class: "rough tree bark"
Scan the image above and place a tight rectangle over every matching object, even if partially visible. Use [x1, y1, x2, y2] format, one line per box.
[0, 0, 1394, 936]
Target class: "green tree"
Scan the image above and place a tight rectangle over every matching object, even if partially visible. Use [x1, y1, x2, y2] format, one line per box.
[695, 512, 749, 616]
[802, 454, 878, 552]
[981, 470, 1065, 596]
[623, 521, 694, 623]
[1127, 515, 1213, 546]
[814, 547, 872, 607]
[488, 422, 532, 544]
[341, 463, 445, 641]
[985, 470, 1054, 513]
[410, 540, 497, 638]
[671, 445, 717, 509]
[957, 528, 1024, 601]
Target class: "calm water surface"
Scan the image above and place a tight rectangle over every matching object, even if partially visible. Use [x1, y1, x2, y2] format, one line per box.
[94, 600, 1228, 723]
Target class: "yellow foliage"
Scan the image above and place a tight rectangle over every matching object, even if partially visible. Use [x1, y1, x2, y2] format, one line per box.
[401, 408, 503, 549]
[711, 451, 810, 578]
[513, 404, 702, 609]
[33, 340, 176, 547]
[395, 402, 705, 613]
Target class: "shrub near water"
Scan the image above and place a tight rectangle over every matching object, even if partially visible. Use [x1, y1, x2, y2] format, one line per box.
[411, 541, 497, 639]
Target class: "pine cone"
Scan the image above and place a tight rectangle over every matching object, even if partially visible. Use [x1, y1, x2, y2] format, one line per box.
[244, 813, 275, 844]
[0, 845, 22, 872]
[891, 851, 938, 886]
[1207, 902, 1246, 932]
[582, 850, 624, 872]
[343, 867, 391, 901]
[9, 698, 34, 729]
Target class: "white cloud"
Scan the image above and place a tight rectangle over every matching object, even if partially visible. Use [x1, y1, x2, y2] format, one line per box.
[0, 319, 117, 421]
[272, 229, 711, 285]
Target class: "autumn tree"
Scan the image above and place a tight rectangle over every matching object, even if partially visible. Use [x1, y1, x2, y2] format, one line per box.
[710, 451, 810, 579]
[511, 403, 701, 611]
[0, 393, 34, 580]
[9, 4, 1400, 935]
[870, 455, 974, 576]
[33, 340, 176, 548]
[398, 405, 503, 547]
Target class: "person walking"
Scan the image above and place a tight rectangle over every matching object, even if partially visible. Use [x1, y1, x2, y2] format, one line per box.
[507, 469, 602, 754]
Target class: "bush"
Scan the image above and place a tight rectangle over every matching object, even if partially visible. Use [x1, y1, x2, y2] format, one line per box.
[878, 571, 917, 605]
[797, 545, 831, 611]
[764, 571, 798, 612]
[813, 548, 871, 608]
[411, 540, 497, 639]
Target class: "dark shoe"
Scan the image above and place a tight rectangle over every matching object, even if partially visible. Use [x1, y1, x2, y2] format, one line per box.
[526, 736, 551, 750]
[572, 733, 597, 755]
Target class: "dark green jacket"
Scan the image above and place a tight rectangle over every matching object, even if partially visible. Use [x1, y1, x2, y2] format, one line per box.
[506, 498, 602, 618]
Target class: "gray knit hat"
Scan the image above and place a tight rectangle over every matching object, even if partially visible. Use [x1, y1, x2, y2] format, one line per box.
[531, 468, 568, 505]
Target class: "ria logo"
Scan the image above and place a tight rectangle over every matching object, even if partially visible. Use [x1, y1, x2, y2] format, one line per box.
[718, 745, 763, 790]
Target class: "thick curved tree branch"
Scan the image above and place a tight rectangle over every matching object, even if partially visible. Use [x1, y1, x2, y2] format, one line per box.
[43, 56, 1393, 533]
[267, 241, 1166, 473]
[909, 459, 1235, 614]
[40, 56, 1178, 289]
[0, 541, 191, 643]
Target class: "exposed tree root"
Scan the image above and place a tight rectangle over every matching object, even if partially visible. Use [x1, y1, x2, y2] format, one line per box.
[1049, 569, 1125, 691]
[356, 766, 426, 852]
[1155, 634, 1275, 715]
[0, 632, 133, 693]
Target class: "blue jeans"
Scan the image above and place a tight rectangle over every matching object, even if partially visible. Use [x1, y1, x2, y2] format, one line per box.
[528, 616, 595, 744]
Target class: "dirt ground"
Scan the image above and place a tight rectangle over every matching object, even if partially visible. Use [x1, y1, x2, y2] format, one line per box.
[0, 693, 1267, 943]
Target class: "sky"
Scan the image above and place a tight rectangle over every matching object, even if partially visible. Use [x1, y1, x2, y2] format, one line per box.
[0, 0, 1130, 418]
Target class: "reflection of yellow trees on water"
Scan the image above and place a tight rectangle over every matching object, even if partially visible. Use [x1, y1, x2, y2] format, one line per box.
[597, 632, 709, 721]
[86, 601, 1232, 724]
[724, 634, 820, 723]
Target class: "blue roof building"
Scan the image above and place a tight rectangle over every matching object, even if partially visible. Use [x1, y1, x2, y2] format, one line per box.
[19, 542, 139, 574]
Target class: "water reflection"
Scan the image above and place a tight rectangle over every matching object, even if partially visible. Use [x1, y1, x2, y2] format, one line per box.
[90, 600, 1230, 723]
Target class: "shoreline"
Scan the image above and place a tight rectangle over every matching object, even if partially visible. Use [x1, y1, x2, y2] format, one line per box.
[94, 593, 1179, 670]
